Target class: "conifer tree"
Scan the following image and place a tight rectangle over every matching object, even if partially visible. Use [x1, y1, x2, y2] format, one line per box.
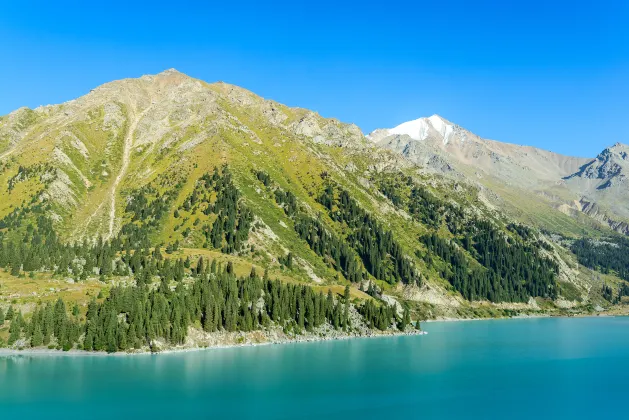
[401, 306, 410, 331]
[53, 298, 67, 338]
[343, 285, 350, 331]
[31, 323, 44, 347]
[8, 312, 22, 345]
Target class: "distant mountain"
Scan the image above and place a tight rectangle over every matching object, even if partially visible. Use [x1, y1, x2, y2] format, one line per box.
[369, 116, 629, 235]
[563, 143, 629, 233]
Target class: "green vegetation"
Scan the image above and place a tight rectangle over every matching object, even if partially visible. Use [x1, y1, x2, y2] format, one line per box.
[0, 166, 252, 282]
[294, 215, 366, 283]
[4, 258, 404, 352]
[571, 236, 629, 281]
[254, 170, 367, 283]
[375, 172, 557, 302]
[4, 71, 625, 347]
[422, 231, 556, 302]
[0, 164, 413, 351]
[319, 183, 420, 286]
[182, 167, 254, 253]
[571, 236, 629, 303]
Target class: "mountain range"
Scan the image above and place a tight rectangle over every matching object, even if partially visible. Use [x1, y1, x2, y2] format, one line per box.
[1, 69, 627, 329]
[369, 115, 629, 235]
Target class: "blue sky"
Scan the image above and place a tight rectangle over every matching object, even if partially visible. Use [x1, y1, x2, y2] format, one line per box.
[1, 0, 627, 157]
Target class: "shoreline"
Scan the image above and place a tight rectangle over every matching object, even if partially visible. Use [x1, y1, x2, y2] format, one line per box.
[423, 312, 616, 323]
[0, 329, 427, 358]
[1, 313, 619, 358]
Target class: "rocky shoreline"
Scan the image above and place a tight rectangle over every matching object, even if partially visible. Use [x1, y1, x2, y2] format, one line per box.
[423, 311, 617, 323]
[0, 326, 426, 357]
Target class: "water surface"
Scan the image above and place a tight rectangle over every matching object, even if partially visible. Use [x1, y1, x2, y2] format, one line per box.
[2, 317, 628, 419]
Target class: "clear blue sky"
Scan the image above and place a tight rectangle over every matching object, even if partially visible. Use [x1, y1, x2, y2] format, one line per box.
[1, 1, 627, 157]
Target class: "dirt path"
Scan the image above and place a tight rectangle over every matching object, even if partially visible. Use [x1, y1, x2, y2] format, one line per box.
[69, 94, 152, 241]
[105, 101, 151, 240]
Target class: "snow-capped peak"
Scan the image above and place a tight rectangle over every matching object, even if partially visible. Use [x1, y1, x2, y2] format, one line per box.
[388, 117, 432, 140]
[372, 114, 455, 145]
[427, 115, 454, 145]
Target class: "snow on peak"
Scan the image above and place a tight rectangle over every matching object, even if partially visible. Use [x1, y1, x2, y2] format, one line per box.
[427, 114, 445, 131]
[388, 118, 431, 140]
[385, 114, 454, 145]
[427, 115, 454, 145]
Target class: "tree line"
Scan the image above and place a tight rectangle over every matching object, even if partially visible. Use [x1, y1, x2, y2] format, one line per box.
[0, 166, 254, 279]
[572, 237, 629, 281]
[319, 183, 421, 286]
[375, 172, 557, 302]
[2, 257, 407, 352]
[255, 170, 367, 283]
[176, 166, 253, 253]
[255, 171, 420, 286]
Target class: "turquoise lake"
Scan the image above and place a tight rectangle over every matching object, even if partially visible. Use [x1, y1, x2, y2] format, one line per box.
[1, 317, 628, 419]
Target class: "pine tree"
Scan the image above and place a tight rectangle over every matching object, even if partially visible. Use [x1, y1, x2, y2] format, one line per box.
[0, 234, 403, 352]
[8, 312, 21, 345]
[6, 305, 14, 321]
[53, 298, 67, 338]
[31, 323, 44, 347]
[401, 305, 410, 331]
[343, 285, 350, 331]
[10, 263, 20, 276]
[196, 257, 205, 275]
[326, 289, 334, 318]
[117, 326, 128, 351]
[42, 303, 54, 345]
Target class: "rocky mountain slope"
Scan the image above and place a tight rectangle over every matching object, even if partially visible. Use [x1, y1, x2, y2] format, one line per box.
[369, 116, 629, 235]
[564, 143, 629, 233]
[0, 70, 623, 336]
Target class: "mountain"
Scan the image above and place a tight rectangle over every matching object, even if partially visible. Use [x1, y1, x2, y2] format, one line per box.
[563, 143, 629, 234]
[0, 70, 626, 351]
[0, 69, 371, 240]
[369, 116, 629, 235]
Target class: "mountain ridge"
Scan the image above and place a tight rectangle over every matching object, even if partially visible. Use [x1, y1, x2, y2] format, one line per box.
[0, 70, 626, 351]
[370, 115, 628, 235]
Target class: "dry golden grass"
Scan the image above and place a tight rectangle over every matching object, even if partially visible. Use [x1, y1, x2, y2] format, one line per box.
[177, 247, 372, 299]
[315, 284, 372, 300]
[0, 270, 105, 311]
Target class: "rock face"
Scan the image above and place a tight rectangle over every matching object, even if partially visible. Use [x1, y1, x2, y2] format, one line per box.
[370, 117, 629, 235]
[579, 199, 629, 235]
[563, 143, 629, 229]
[569, 143, 628, 182]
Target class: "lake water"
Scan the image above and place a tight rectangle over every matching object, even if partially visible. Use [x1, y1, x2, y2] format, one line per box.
[1, 317, 628, 419]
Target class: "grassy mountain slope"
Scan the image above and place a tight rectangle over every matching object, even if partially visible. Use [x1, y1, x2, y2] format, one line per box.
[0, 70, 622, 344]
